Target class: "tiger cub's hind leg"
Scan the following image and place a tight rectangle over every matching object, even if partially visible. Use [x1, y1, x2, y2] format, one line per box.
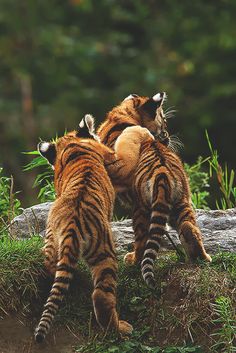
[89, 253, 133, 335]
[171, 201, 212, 262]
[124, 206, 150, 266]
[43, 226, 57, 276]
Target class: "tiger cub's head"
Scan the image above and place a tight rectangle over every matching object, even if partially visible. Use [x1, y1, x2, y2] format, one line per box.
[38, 114, 98, 167]
[118, 92, 167, 138]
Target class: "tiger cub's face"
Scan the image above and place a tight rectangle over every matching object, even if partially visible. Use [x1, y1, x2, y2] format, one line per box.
[121, 92, 167, 138]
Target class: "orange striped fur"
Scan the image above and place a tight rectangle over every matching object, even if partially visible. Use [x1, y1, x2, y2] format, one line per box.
[98, 93, 167, 149]
[111, 126, 212, 288]
[34, 115, 132, 343]
[97, 94, 211, 288]
[97, 92, 167, 203]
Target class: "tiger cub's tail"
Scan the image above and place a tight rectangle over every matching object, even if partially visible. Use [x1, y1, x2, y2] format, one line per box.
[141, 204, 169, 288]
[34, 263, 75, 343]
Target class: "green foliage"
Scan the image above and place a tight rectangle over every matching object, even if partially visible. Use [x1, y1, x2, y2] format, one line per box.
[206, 131, 236, 210]
[0, 236, 44, 313]
[0, 167, 21, 230]
[211, 251, 236, 281]
[24, 151, 55, 203]
[76, 338, 201, 353]
[184, 157, 210, 209]
[211, 296, 236, 353]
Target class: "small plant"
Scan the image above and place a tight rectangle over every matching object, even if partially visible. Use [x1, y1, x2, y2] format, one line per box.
[211, 296, 236, 353]
[0, 167, 21, 233]
[24, 151, 55, 203]
[184, 156, 210, 209]
[206, 131, 236, 210]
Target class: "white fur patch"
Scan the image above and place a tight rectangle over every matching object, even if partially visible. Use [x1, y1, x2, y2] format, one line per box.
[79, 119, 85, 128]
[123, 94, 134, 102]
[84, 114, 94, 131]
[152, 92, 167, 102]
[39, 142, 50, 153]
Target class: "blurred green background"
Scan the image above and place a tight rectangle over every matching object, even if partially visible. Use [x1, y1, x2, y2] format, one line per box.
[0, 0, 235, 206]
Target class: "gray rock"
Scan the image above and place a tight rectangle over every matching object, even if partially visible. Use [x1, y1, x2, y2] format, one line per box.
[10, 202, 53, 238]
[11, 203, 236, 253]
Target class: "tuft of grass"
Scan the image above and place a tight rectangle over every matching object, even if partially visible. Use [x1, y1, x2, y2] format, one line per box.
[24, 151, 55, 203]
[0, 236, 44, 314]
[211, 251, 236, 282]
[0, 167, 22, 236]
[184, 157, 210, 210]
[206, 131, 236, 210]
[211, 296, 236, 353]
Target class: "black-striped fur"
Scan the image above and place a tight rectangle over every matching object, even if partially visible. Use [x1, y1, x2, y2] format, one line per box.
[111, 126, 212, 288]
[34, 115, 132, 342]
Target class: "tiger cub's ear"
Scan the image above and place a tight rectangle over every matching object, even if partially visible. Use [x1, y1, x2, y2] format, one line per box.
[141, 92, 167, 119]
[38, 141, 56, 166]
[76, 114, 96, 138]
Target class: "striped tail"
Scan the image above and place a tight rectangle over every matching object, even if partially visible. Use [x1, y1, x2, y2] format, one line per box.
[34, 264, 74, 343]
[141, 203, 169, 288]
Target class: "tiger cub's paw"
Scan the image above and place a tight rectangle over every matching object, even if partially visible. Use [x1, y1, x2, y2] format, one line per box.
[203, 253, 212, 262]
[189, 252, 212, 264]
[124, 252, 137, 266]
[118, 320, 133, 336]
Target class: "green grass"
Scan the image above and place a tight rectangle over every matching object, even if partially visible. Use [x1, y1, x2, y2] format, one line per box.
[211, 296, 236, 353]
[0, 237, 235, 352]
[0, 236, 44, 314]
[206, 131, 236, 210]
[0, 168, 22, 233]
[76, 337, 202, 353]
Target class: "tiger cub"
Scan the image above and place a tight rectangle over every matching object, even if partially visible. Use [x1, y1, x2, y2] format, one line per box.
[34, 114, 132, 343]
[111, 125, 212, 288]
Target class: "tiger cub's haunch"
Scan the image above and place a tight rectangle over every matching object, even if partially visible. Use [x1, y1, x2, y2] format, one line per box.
[112, 125, 212, 288]
[34, 115, 132, 343]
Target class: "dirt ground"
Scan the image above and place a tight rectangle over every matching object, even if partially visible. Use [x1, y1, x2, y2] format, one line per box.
[0, 316, 82, 353]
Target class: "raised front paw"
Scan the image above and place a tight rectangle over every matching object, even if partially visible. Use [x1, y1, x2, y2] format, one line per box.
[124, 252, 137, 266]
[118, 320, 133, 336]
